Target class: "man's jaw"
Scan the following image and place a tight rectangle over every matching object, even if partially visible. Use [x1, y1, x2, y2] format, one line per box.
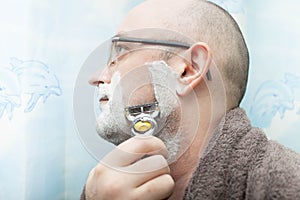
[96, 98, 182, 161]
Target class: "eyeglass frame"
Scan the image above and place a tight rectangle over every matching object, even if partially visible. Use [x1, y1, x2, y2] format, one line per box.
[109, 36, 212, 80]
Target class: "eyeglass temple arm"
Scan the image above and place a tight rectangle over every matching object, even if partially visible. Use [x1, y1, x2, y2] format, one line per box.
[112, 36, 191, 49]
[206, 70, 212, 81]
[113, 36, 212, 80]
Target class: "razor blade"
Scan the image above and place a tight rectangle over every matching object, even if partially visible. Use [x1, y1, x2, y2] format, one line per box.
[125, 102, 160, 135]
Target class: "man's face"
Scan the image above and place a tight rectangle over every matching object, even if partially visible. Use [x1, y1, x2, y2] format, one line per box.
[95, 62, 182, 162]
[93, 30, 195, 162]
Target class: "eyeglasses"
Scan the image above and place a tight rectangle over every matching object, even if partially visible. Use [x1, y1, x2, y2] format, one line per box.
[108, 36, 212, 80]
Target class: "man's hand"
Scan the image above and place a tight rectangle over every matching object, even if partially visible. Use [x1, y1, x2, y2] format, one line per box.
[85, 136, 175, 200]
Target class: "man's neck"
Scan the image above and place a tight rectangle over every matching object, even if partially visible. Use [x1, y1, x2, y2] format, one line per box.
[167, 105, 225, 199]
[168, 124, 212, 199]
[168, 147, 201, 199]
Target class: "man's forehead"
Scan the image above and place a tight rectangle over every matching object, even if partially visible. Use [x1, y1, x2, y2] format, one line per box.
[116, 0, 198, 44]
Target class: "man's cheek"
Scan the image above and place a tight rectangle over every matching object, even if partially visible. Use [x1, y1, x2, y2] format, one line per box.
[127, 84, 156, 106]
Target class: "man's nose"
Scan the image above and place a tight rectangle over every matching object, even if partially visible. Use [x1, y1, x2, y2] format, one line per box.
[88, 67, 112, 86]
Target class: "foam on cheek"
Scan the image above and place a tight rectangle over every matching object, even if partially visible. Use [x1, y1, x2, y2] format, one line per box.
[96, 71, 132, 143]
[97, 72, 121, 101]
[98, 84, 109, 100]
[108, 72, 130, 132]
[110, 72, 121, 97]
[99, 72, 121, 98]
[147, 61, 185, 161]
[148, 61, 179, 118]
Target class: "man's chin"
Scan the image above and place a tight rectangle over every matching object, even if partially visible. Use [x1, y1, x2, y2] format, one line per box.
[96, 103, 131, 145]
[95, 102, 181, 162]
[96, 126, 131, 145]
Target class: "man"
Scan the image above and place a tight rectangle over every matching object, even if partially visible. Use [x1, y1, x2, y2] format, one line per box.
[82, 0, 300, 199]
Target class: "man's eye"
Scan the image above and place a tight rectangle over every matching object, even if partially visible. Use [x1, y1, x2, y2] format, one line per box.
[115, 45, 129, 56]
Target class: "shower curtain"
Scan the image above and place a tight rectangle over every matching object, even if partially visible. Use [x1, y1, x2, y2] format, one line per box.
[0, 0, 299, 199]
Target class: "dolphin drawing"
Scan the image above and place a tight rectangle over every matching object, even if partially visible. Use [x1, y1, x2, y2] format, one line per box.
[249, 80, 294, 128]
[283, 73, 300, 114]
[10, 58, 62, 112]
[0, 67, 22, 119]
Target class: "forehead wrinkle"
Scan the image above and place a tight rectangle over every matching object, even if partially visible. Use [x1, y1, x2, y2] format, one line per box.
[117, 0, 186, 32]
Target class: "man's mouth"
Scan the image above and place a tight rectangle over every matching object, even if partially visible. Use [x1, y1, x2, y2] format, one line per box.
[99, 94, 109, 105]
[99, 97, 109, 103]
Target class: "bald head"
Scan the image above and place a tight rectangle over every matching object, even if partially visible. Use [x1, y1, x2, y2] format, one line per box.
[119, 0, 249, 109]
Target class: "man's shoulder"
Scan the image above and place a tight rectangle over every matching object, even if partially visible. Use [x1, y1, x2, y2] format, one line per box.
[255, 139, 300, 176]
[265, 140, 300, 166]
[263, 140, 300, 182]
[246, 139, 300, 199]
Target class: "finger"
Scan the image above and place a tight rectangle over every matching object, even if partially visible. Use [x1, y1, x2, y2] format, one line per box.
[101, 136, 168, 168]
[126, 154, 169, 173]
[123, 155, 170, 185]
[133, 174, 175, 200]
[118, 136, 168, 157]
[85, 164, 131, 199]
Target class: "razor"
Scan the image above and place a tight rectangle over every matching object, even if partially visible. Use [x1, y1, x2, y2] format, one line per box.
[125, 102, 160, 135]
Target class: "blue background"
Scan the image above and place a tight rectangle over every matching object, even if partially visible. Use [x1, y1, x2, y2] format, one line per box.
[0, 0, 299, 199]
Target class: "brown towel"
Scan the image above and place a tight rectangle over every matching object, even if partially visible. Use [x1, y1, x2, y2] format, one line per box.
[80, 108, 300, 199]
[184, 107, 300, 200]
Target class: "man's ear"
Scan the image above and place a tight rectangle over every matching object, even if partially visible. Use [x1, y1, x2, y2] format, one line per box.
[177, 42, 212, 96]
